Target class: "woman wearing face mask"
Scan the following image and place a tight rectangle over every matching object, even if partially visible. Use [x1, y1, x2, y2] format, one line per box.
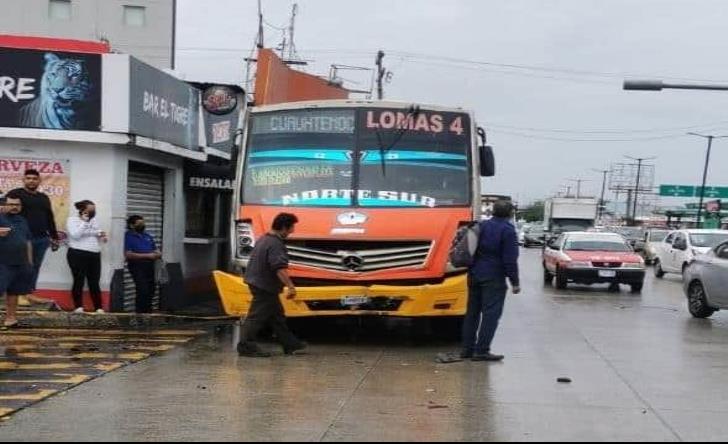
[67, 200, 107, 313]
[124, 215, 162, 313]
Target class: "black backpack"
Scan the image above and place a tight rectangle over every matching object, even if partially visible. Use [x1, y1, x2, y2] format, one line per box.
[449, 222, 481, 268]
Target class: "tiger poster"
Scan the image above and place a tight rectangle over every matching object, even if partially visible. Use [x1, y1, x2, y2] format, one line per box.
[0, 157, 72, 238]
[0, 47, 102, 131]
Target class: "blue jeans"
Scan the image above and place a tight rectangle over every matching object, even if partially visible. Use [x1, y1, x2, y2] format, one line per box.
[462, 279, 508, 354]
[30, 237, 51, 292]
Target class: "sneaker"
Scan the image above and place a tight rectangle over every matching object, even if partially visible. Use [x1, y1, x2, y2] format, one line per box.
[237, 342, 271, 358]
[73, 307, 85, 314]
[2, 320, 19, 330]
[283, 341, 308, 356]
[460, 350, 474, 359]
[472, 353, 505, 362]
[95, 309, 106, 314]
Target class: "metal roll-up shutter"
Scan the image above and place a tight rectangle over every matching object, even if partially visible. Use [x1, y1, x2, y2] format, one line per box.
[124, 162, 165, 312]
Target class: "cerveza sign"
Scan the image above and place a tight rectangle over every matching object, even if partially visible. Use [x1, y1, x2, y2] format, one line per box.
[0, 47, 102, 131]
[129, 57, 199, 150]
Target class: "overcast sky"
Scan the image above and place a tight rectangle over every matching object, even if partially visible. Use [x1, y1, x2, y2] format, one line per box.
[177, 0, 728, 206]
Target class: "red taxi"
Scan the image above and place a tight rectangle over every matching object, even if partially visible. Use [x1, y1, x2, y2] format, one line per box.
[543, 232, 646, 293]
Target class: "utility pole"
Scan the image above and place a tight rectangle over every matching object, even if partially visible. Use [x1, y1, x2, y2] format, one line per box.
[287, 3, 298, 60]
[376, 50, 386, 100]
[626, 189, 633, 223]
[592, 168, 610, 222]
[625, 156, 656, 225]
[171, 0, 177, 69]
[257, 0, 264, 49]
[567, 178, 589, 199]
[687, 133, 728, 228]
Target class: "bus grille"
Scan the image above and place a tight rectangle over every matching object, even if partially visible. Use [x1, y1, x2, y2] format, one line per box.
[286, 240, 433, 273]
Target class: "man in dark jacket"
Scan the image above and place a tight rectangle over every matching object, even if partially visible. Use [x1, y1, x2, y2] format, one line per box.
[237, 213, 306, 358]
[462, 201, 521, 362]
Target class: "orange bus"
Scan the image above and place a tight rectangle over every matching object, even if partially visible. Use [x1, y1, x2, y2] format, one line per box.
[214, 99, 495, 318]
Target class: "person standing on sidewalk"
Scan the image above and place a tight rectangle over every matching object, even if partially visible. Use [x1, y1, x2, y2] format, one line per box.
[124, 215, 161, 314]
[462, 201, 521, 362]
[10, 169, 59, 295]
[66, 200, 107, 314]
[0, 192, 34, 329]
[237, 213, 306, 358]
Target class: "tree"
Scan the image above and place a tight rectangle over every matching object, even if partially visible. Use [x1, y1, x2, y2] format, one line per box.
[520, 201, 545, 223]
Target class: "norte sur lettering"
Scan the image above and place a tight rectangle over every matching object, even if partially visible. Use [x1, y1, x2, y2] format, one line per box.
[282, 189, 437, 207]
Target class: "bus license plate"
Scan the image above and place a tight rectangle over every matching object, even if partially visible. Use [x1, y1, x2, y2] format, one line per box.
[342, 296, 370, 307]
[599, 270, 617, 278]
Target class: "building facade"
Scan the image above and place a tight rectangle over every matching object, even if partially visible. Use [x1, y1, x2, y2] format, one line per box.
[0, 0, 174, 69]
[0, 38, 243, 312]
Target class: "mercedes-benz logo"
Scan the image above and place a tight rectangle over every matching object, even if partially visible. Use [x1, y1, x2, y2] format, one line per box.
[337, 211, 368, 226]
[342, 254, 365, 271]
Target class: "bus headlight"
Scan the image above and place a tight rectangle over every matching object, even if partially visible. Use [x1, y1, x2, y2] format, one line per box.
[237, 222, 256, 257]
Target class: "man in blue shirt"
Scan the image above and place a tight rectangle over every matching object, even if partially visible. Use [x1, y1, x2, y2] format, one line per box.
[124, 215, 161, 313]
[0, 192, 34, 329]
[462, 201, 521, 362]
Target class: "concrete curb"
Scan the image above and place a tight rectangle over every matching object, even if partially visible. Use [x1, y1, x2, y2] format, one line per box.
[12, 311, 235, 329]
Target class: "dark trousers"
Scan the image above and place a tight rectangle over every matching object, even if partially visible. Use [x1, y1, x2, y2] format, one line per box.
[30, 237, 51, 292]
[462, 279, 508, 354]
[240, 286, 299, 348]
[128, 260, 156, 313]
[67, 248, 102, 310]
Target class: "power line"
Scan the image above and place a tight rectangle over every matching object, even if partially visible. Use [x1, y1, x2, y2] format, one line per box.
[297, 50, 617, 85]
[489, 128, 692, 142]
[396, 59, 616, 86]
[298, 49, 728, 84]
[484, 120, 728, 135]
[263, 19, 287, 31]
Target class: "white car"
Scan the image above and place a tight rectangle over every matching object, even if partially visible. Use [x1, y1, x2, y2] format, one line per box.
[642, 228, 671, 265]
[654, 229, 728, 279]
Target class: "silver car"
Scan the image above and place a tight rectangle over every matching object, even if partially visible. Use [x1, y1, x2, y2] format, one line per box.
[683, 241, 728, 318]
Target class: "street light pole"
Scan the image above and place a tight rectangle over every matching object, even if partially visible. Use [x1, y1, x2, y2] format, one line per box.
[687, 133, 728, 228]
[622, 79, 728, 228]
[624, 80, 728, 91]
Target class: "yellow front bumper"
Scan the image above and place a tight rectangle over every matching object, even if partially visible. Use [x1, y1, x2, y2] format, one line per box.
[213, 271, 468, 318]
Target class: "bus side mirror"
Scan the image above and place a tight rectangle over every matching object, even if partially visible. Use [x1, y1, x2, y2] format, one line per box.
[480, 145, 495, 177]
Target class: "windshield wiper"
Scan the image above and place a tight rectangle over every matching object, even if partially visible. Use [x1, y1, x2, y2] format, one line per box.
[375, 104, 421, 176]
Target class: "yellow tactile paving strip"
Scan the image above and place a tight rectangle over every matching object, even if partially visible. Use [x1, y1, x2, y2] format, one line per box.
[0, 328, 205, 419]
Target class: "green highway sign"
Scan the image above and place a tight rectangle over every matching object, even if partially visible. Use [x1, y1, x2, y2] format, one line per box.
[696, 186, 728, 199]
[660, 185, 728, 199]
[660, 185, 696, 197]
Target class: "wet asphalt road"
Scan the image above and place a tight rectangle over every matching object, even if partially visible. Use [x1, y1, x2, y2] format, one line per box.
[2, 248, 728, 442]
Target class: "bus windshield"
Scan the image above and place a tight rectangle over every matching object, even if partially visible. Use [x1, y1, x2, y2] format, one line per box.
[242, 107, 472, 208]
